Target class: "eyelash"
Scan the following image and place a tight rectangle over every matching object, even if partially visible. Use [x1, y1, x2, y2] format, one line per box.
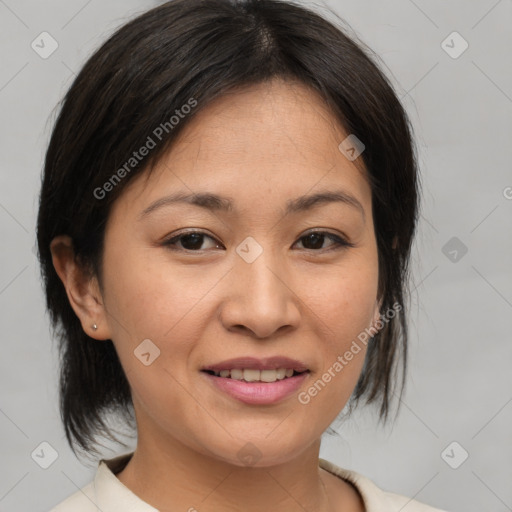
[162, 229, 355, 253]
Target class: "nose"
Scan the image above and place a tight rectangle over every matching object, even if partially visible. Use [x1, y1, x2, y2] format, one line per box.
[219, 247, 301, 339]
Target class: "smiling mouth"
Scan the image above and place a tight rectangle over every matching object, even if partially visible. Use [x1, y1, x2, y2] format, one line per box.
[201, 368, 309, 383]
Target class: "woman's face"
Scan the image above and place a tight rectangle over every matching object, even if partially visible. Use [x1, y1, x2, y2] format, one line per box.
[99, 79, 380, 466]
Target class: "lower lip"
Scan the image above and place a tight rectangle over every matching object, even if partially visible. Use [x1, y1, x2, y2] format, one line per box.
[201, 371, 309, 405]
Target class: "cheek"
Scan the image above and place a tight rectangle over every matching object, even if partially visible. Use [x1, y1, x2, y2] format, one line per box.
[297, 258, 378, 407]
[102, 244, 198, 340]
[304, 260, 379, 346]
[100, 250, 207, 422]
[101, 244, 222, 393]
[315, 280, 373, 379]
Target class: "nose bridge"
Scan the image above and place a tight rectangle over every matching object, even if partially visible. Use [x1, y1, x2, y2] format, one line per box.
[221, 236, 300, 338]
[237, 238, 287, 310]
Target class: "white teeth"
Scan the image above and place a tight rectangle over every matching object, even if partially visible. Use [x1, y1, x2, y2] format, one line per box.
[243, 369, 261, 382]
[260, 370, 280, 382]
[210, 368, 302, 382]
[230, 369, 244, 380]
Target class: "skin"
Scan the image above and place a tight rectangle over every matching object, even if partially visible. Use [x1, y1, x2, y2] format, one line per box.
[51, 78, 383, 512]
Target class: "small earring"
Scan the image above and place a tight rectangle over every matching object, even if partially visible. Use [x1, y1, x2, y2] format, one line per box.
[92, 324, 98, 331]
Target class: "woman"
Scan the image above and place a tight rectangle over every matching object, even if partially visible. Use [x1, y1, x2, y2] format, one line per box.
[37, 0, 448, 510]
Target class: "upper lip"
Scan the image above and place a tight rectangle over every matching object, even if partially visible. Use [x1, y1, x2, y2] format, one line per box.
[202, 356, 309, 372]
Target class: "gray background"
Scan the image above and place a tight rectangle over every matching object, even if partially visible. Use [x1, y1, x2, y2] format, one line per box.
[0, 1, 511, 511]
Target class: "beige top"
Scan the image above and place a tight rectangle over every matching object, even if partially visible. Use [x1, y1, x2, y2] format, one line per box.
[49, 452, 448, 511]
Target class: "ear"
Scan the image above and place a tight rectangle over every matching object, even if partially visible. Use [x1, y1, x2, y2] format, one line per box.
[50, 235, 111, 340]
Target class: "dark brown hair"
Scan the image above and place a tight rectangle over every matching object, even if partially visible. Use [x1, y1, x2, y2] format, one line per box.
[36, 0, 419, 459]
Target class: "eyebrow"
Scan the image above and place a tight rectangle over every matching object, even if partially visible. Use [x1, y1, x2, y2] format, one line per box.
[138, 189, 365, 222]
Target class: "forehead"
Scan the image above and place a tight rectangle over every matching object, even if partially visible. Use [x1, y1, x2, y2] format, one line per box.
[170, 79, 359, 168]
[112, 79, 370, 218]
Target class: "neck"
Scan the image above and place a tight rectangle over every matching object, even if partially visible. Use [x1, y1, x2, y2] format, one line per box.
[116, 433, 339, 512]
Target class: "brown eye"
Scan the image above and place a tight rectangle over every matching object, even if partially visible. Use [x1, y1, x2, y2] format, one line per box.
[294, 231, 354, 251]
[163, 231, 222, 251]
[162, 229, 353, 253]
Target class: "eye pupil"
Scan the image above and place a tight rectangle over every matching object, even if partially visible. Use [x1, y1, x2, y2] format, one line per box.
[181, 233, 204, 250]
[303, 233, 324, 250]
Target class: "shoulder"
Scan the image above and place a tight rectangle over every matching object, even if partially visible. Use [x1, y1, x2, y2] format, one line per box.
[48, 481, 97, 512]
[48, 452, 154, 512]
[319, 458, 449, 512]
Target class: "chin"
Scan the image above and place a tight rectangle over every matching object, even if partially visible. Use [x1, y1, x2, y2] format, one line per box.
[198, 430, 315, 469]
